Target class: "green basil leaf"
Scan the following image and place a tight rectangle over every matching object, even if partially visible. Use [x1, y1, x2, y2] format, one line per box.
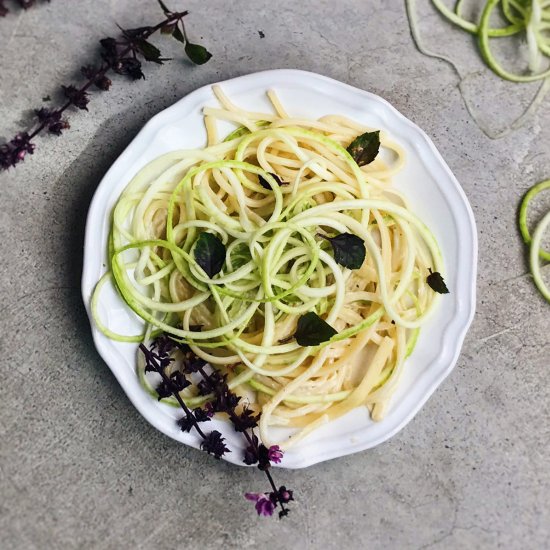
[172, 25, 185, 44]
[135, 39, 166, 64]
[322, 232, 366, 269]
[427, 269, 449, 294]
[295, 312, 338, 347]
[185, 42, 212, 65]
[157, 0, 171, 14]
[194, 233, 226, 278]
[346, 130, 380, 166]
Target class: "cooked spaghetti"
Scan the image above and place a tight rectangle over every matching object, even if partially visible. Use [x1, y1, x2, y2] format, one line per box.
[92, 86, 445, 449]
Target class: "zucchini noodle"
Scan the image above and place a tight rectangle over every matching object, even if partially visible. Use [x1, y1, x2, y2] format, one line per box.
[519, 179, 550, 302]
[407, 0, 550, 138]
[91, 86, 445, 448]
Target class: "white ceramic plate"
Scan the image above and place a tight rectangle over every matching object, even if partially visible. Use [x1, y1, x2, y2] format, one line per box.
[82, 69, 477, 469]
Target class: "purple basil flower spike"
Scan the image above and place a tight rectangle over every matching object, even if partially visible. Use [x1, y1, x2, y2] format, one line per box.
[0, 4, 210, 172]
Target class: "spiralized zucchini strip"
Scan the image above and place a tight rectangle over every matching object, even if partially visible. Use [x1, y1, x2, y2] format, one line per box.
[91, 87, 446, 447]
[407, 0, 550, 139]
[519, 179, 550, 303]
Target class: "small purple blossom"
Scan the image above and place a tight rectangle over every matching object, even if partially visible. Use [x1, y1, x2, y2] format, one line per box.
[149, 334, 177, 370]
[156, 369, 190, 400]
[169, 370, 190, 392]
[232, 406, 260, 433]
[81, 66, 112, 90]
[200, 430, 230, 459]
[61, 85, 90, 110]
[0, 133, 35, 169]
[94, 75, 112, 91]
[203, 401, 215, 418]
[34, 107, 60, 124]
[273, 485, 294, 504]
[11, 133, 34, 153]
[185, 356, 207, 373]
[177, 406, 212, 433]
[33, 108, 69, 136]
[48, 119, 70, 136]
[245, 493, 275, 517]
[113, 57, 145, 80]
[267, 445, 283, 464]
[193, 406, 212, 422]
[177, 411, 200, 433]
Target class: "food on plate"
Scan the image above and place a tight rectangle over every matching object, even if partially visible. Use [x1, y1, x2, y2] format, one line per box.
[92, 86, 447, 448]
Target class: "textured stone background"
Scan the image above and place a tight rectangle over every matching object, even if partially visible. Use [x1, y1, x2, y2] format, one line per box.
[0, 1, 549, 548]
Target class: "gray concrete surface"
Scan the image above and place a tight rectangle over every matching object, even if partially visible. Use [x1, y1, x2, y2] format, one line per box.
[1, 1, 549, 548]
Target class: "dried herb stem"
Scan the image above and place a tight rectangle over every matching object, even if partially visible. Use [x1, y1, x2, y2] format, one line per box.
[1, 1, 211, 171]
[139, 343, 207, 438]
[140, 333, 293, 518]
[27, 10, 187, 141]
[195, 364, 289, 515]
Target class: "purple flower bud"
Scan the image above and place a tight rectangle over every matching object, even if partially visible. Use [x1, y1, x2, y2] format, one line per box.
[48, 120, 70, 136]
[94, 75, 112, 91]
[267, 445, 283, 464]
[62, 85, 89, 110]
[1, 132, 36, 170]
[203, 402, 215, 418]
[1, 133, 36, 169]
[169, 371, 191, 392]
[243, 448, 258, 466]
[113, 57, 144, 80]
[200, 430, 230, 459]
[81, 66, 112, 91]
[35, 108, 62, 130]
[35, 107, 51, 123]
[278, 486, 294, 504]
[244, 493, 275, 517]
[11, 132, 33, 150]
[185, 356, 207, 373]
